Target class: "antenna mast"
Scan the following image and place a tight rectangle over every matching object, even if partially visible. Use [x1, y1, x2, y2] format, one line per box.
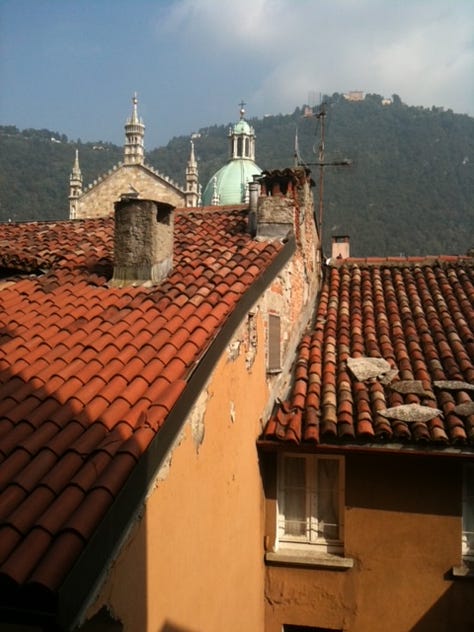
[316, 104, 326, 250]
[298, 100, 351, 257]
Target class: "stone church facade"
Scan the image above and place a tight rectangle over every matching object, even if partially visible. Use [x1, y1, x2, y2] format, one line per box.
[69, 95, 199, 219]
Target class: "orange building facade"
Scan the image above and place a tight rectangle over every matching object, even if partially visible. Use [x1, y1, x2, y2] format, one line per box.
[261, 451, 474, 632]
[75, 169, 322, 631]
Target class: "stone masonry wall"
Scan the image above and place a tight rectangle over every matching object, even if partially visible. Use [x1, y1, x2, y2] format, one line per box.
[74, 165, 185, 219]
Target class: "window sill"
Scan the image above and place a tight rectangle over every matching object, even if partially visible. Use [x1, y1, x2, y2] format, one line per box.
[452, 561, 474, 579]
[265, 549, 354, 570]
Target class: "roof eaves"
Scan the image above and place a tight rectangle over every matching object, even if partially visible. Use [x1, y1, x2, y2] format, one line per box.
[257, 438, 474, 460]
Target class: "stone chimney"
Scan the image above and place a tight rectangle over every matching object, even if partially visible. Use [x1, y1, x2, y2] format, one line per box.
[255, 168, 314, 241]
[111, 198, 174, 287]
[331, 235, 350, 260]
[247, 178, 260, 235]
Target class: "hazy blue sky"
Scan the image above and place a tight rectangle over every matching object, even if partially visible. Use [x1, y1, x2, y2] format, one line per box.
[1, 0, 473, 149]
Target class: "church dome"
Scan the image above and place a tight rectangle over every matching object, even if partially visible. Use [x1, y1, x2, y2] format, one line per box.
[202, 159, 262, 206]
[202, 102, 262, 206]
[232, 119, 252, 135]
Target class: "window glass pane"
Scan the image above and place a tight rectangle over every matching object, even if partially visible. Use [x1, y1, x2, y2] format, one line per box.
[463, 466, 474, 556]
[283, 457, 306, 537]
[317, 459, 339, 540]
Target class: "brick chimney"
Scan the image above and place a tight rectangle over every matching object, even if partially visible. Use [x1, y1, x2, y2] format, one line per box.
[111, 197, 174, 287]
[331, 235, 350, 260]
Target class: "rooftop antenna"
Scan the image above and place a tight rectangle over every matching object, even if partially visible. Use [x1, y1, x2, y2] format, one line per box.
[298, 100, 352, 258]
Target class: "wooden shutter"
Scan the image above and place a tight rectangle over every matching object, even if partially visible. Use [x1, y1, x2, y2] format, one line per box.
[268, 313, 281, 372]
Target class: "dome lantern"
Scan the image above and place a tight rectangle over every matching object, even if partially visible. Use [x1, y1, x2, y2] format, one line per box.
[202, 102, 262, 206]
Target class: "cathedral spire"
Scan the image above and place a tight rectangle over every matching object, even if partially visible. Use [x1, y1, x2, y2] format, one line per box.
[211, 176, 220, 206]
[124, 93, 145, 165]
[69, 149, 83, 219]
[185, 140, 200, 207]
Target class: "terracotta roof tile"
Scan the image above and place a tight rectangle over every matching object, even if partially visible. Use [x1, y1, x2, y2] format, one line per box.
[0, 208, 284, 615]
[70, 451, 114, 492]
[118, 426, 156, 460]
[0, 527, 54, 586]
[40, 451, 86, 495]
[0, 485, 30, 524]
[12, 451, 57, 494]
[262, 258, 474, 449]
[28, 530, 86, 595]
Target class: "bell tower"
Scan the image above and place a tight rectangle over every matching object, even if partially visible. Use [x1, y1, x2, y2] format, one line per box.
[124, 93, 145, 165]
[185, 140, 200, 207]
[69, 149, 83, 219]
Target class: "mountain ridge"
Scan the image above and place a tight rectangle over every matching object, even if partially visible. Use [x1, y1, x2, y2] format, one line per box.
[1, 93, 473, 258]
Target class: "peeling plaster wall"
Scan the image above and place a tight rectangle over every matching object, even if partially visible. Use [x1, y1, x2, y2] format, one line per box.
[261, 178, 320, 421]
[264, 453, 474, 632]
[74, 166, 185, 219]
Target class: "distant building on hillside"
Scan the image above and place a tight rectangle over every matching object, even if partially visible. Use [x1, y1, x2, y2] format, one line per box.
[343, 90, 365, 102]
[69, 95, 199, 219]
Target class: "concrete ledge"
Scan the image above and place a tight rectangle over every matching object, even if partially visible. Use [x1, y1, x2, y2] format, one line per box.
[265, 550, 354, 570]
[452, 562, 474, 579]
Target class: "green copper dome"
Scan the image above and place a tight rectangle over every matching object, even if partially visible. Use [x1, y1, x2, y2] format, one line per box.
[202, 103, 261, 206]
[202, 158, 262, 206]
[232, 119, 252, 135]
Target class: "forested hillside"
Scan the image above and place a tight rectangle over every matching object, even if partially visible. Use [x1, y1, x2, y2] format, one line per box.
[1, 93, 473, 257]
[0, 127, 122, 223]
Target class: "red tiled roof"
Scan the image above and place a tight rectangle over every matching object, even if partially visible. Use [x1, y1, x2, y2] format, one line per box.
[0, 218, 112, 273]
[261, 258, 474, 449]
[0, 210, 284, 622]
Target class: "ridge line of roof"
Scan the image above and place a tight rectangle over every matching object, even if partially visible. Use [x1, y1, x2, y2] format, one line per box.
[329, 255, 472, 266]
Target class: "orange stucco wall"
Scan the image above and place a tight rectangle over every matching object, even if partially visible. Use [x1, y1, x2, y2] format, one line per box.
[264, 452, 474, 632]
[86, 312, 270, 632]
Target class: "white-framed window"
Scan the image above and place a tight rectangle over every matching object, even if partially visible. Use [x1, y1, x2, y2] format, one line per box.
[462, 464, 474, 560]
[278, 453, 344, 554]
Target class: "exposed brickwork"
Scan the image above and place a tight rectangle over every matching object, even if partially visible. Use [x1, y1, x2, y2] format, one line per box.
[259, 169, 320, 413]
